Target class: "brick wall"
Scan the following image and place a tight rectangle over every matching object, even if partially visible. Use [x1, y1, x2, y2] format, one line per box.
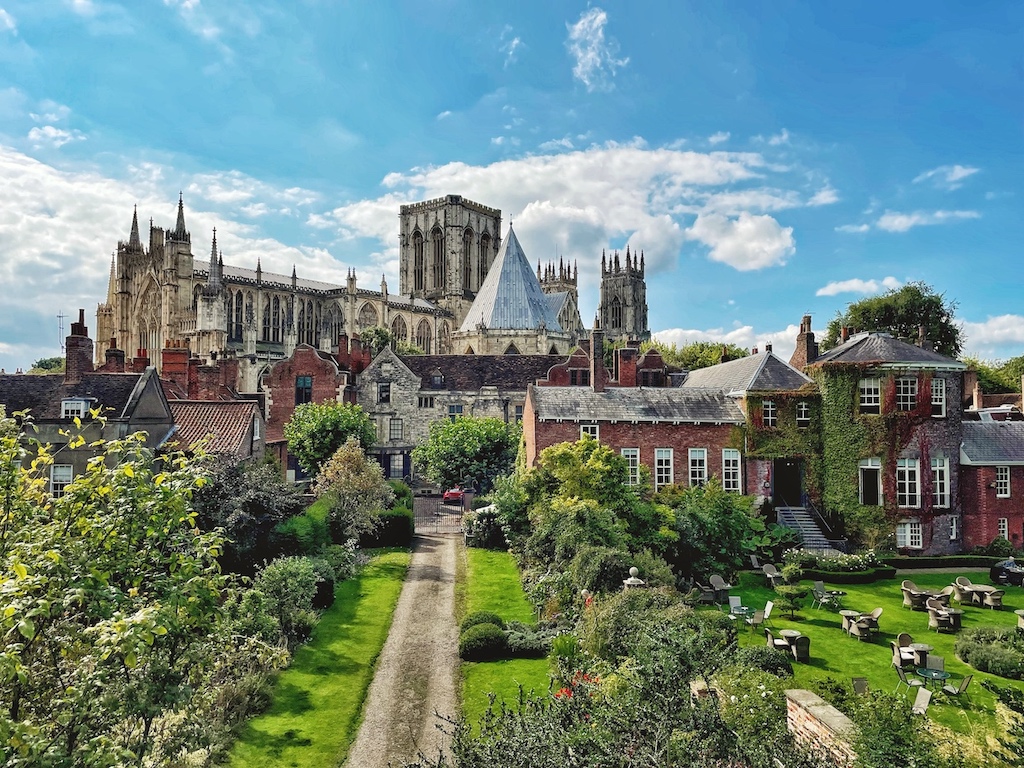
[785, 689, 856, 767]
[264, 345, 351, 444]
[962, 464, 1024, 549]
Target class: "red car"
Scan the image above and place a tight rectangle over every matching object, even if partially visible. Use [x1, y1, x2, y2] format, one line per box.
[442, 487, 466, 504]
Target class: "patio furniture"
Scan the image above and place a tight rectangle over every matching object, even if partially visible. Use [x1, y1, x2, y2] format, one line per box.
[765, 628, 790, 652]
[709, 574, 732, 604]
[901, 587, 915, 609]
[927, 604, 954, 633]
[934, 586, 954, 606]
[911, 687, 932, 716]
[694, 582, 717, 605]
[746, 610, 765, 632]
[811, 581, 840, 611]
[942, 608, 964, 630]
[917, 666, 950, 690]
[728, 595, 743, 614]
[927, 655, 945, 672]
[894, 664, 924, 695]
[763, 600, 777, 628]
[850, 618, 874, 641]
[852, 677, 869, 695]
[840, 609, 860, 634]
[954, 576, 973, 588]
[950, 582, 971, 604]
[984, 589, 1005, 610]
[1016, 609, 1024, 630]
[942, 674, 973, 702]
[791, 635, 811, 663]
[763, 563, 784, 588]
[909, 642, 932, 667]
[750, 554, 761, 570]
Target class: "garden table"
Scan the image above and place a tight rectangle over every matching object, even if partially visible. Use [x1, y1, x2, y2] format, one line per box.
[939, 608, 963, 630]
[827, 590, 847, 609]
[728, 606, 754, 622]
[780, 629, 802, 649]
[839, 609, 860, 634]
[916, 667, 950, 690]
[909, 643, 932, 667]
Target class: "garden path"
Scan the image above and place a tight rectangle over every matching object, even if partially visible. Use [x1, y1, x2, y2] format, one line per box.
[344, 533, 459, 768]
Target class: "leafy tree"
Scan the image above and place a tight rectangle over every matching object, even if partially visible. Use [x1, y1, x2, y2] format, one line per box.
[644, 339, 749, 370]
[314, 436, 395, 542]
[284, 400, 376, 475]
[26, 356, 64, 374]
[412, 416, 520, 493]
[193, 459, 307, 573]
[0, 415, 286, 765]
[962, 357, 1016, 394]
[360, 325, 396, 356]
[1000, 354, 1024, 391]
[820, 282, 963, 357]
[395, 340, 425, 355]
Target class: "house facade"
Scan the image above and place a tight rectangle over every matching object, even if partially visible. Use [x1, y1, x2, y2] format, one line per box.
[960, 418, 1024, 550]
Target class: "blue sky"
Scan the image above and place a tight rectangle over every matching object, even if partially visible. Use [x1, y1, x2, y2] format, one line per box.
[0, 1, 1021, 373]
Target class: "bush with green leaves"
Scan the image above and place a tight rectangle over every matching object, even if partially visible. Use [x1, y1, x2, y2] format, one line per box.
[412, 416, 520, 493]
[459, 623, 509, 661]
[504, 621, 556, 659]
[463, 506, 508, 549]
[253, 555, 324, 647]
[735, 645, 794, 677]
[283, 400, 377, 475]
[461, 611, 506, 633]
[320, 539, 363, 581]
[955, 626, 1024, 680]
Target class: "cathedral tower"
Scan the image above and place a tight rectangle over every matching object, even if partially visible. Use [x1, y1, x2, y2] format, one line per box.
[597, 246, 649, 342]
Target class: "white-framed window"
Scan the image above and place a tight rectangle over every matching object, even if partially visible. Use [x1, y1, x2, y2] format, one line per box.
[949, 516, 959, 541]
[996, 466, 1011, 498]
[998, 517, 1009, 540]
[252, 417, 261, 440]
[722, 448, 741, 493]
[896, 376, 918, 411]
[581, 424, 599, 440]
[931, 457, 949, 508]
[389, 454, 404, 479]
[896, 458, 920, 508]
[688, 448, 707, 487]
[448, 404, 463, 421]
[50, 464, 73, 498]
[762, 400, 777, 428]
[931, 378, 946, 418]
[859, 458, 883, 506]
[655, 448, 673, 490]
[896, 520, 923, 549]
[389, 418, 403, 441]
[621, 448, 640, 486]
[796, 401, 810, 428]
[61, 399, 87, 419]
[418, 396, 435, 409]
[859, 378, 881, 414]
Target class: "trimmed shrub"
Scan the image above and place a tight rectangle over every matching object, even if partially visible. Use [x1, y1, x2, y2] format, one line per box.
[360, 505, 414, 548]
[321, 540, 363, 581]
[568, 545, 633, 594]
[459, 623, 508, 661]
[271, 501, 331, 556]
[956, 626, 1024, 680]
[505, 621, 557, 658]
[389, 479, 413, 510]
[464, 506, 507, 549]
[461, 610, 506, 633]
[802, 566, 897, 584]
[882, 555, 1000, 569]
[735, 645, 793, 677]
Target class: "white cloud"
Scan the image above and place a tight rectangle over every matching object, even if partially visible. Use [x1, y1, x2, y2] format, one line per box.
[766, 129, 790, 146]
[67, 0, 96, 14]
[653, 323, 800, 362]
[436, 110, 452, 120]
[566, 7, 628, 92]
[807, 186, 839, 206]
[539, 137, 575, 151]
[913, 164, 980, 191]
[815, 276, 901, 297]
[686, 212, 794, 271]
[962, 315, 1024, 359]
[27, 126, 85, 148]
[875, 209, 980, 232]
[708, 131, 730, 145]
[500, 25, 522, 67]
[0, 8, 16, 33]
[835, 223, 870, 233]
[29, 101, 72, 123]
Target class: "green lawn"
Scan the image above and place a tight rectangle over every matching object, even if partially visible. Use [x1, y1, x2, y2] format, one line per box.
[228, 550, 410, 768]
[731, 570, 1024, 749]
[461, 548, 550, 728]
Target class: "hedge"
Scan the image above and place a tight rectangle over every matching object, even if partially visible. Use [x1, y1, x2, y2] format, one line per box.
[360, 506, 414, 548]
[802, 566, 897, 584]
[882, 555, 1000, 569]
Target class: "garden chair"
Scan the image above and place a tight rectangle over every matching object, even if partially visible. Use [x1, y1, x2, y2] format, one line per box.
[693, 582, 717, 605]
[709, 574, 732, 604]
[852, 677, 870, 695]
[811, 581, 839, 611]
[984, 590, 1005, 610]
[746, 610, 765, 632]
[927, 655, 944, 672]
[762, 563, 783, 588]
[901, 587, 915, 609]
[1016, 609, 1024, 630]
[791, 635, 811, 663]
[911, 687, 932, 716]
[950, 582, 971, 605]
[765, 628, 789, 652]
[934, 586, 954, 606]
[750, 554, 761, 570]
[849, 618, 873, 641]
[901, 579, 918, 591]
[893, 634, 915, 667]
[893, 664, 924, 695]
[955, 576, 973, 588]
[727, 595, 743, 617]
[927, 606, 953, 633]
[942, 674, 973, 702]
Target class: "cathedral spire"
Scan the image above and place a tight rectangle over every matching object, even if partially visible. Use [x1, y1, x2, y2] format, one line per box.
[256, 258, 262, 283]
[106, 254, 117, 304]
[128, 205, 142, 251]
[171, 191, 190, 242]
[207, 228, 221, 291]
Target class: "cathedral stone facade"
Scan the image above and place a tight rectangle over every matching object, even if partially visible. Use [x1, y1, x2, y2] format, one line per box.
[96, 193, 637, 392]
[597, 247, 649, 342]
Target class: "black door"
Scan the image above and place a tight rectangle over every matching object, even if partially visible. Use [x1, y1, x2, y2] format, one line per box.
[772, 459, 802, 506]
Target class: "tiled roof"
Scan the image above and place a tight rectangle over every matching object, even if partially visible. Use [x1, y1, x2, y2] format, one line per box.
[458, 227, 563, 332]
[0, 372, 144, 419]
[680, 352, 813, 393]
[812, 332, 965, 368]
[169, 400, 258, 457]
[530, 386, 745, 424]
[401, 354, 565, 391]
[961, 421, 1024, 465]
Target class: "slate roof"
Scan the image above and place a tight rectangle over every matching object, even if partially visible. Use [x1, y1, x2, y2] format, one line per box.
[169, 400, 258, 457]
[812, 332, 965, 368]
[530, 386, 745, 424]
[680, 351, 813, 393]
[961, 421, 1024, 465]
[401, 355, 565, 391]
[0, 372, 144, 419]
[458, 227, 563, 332]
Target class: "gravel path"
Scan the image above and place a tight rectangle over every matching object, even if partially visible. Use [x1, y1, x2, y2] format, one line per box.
[345, 533, 459, 768]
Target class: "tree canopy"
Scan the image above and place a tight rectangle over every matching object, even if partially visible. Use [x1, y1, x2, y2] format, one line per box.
[643, 340, 749, 370]
[819, 282, 963, 358]
[412, 416, 519, 493]
[27, 356, 65, 374]
[314, 436, 395, 542]
[284, 401, 376, 475]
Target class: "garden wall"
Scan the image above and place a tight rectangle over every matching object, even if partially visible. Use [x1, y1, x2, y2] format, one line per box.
[785, 689, 856, 768]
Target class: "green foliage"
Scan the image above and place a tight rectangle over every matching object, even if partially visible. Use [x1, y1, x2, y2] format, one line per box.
[396, 340, 425, 355]
[27, 356, 64, 374]
[459, 623, 509, 661]
[963, 356, 1018, 394]
[524, 496, 625, 568]
[642, 339, 749, 370]
[978, 535, 1017, 558]
[838, 691, 950, 768]
[360, 505, 413, 547]
[773, 585, 808, 618]
[273, 497, 332, 555]
[359, 325, 395, 355]
[981, 680, 1024, 767]
[253, 556, 324, 648]
[463, 505, 508, 549]
[955, 626, 1024, 680]
[193, 459, 307, 573]
[503, 621, 556, 658]
[284, 401, 377, 475]
[314, 436, 395, 543]
[412, 416, 520, 493]
[819, 281, 962, 358]
[461, 611, 506, 633]
[735, 645, 793, 677]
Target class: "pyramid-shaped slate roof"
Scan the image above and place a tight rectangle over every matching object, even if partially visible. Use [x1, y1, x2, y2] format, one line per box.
[812, 332, 965, 368]
[680, 351, 813, 393]
[458, 227, 563, 332]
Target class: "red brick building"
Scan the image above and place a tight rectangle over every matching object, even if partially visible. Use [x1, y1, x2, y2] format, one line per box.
[960, 418, 1024, 550]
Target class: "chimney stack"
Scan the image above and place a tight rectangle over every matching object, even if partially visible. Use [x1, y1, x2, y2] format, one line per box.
[103, 337, 126, 373]
[64, 308, 95, 385]
[616, 346, 638, 387]
[590, 322, 607, 393]
[840, 326, 850, 343]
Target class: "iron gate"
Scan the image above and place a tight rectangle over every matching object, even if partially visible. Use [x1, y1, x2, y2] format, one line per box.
[413, 495, 464, 534]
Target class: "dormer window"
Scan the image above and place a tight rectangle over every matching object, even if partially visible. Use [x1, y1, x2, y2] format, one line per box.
[431, 371, 444, 388]
[61, 399, 89, 419]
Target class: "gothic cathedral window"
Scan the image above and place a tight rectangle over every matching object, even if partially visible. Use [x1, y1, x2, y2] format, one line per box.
[413, 231, 425, 292]
[431, 227, 445, 290]
[463, 228, 473, 290]
[479, 233, 490, 282]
